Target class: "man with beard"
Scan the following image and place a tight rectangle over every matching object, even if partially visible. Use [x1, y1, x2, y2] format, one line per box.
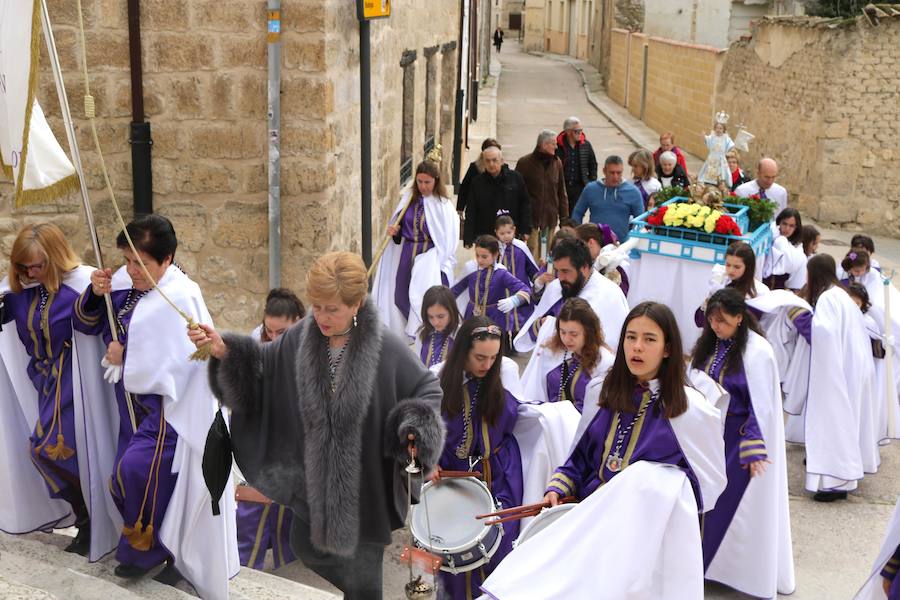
[513, 239, 629, 353]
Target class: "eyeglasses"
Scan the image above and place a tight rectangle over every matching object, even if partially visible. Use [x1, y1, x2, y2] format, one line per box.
[571, 129, 583, 135]
[15, 260, 46, 274]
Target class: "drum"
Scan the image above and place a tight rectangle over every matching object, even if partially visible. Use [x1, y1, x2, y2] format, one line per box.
[514, 503, 576, 548]
[410, 477, 503, 574]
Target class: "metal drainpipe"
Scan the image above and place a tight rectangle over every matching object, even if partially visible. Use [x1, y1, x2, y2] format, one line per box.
[267, 2, 282, 288]
[359, 18, 373, 268]
[127, 0, 152, 215]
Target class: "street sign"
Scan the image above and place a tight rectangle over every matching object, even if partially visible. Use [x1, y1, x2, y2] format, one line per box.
[358, 0, 390, 20]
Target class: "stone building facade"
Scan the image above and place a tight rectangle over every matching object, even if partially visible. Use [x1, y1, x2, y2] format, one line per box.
[0, 0, 484, 329]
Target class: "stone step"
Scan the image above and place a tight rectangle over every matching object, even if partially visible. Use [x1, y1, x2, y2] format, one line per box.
[0, 531, 339, 600]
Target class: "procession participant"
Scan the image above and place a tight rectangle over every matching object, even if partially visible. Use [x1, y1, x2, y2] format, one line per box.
[520, 298, 614, 412]
[415, 285, 460, 369]
[194, 251, 445, 600]
[515, 129, 569, 260]
[0, 223, 119, 560]
[450, 235, 531, 345]
[234, 289, 304, 570]
[514, 239, 628, 354]
[629, 148, 661, 209]
[841, 250, 883, 302]
[695, 241, 769, 327]
[802, 254, 878, 501]
[530, 228, 575, 304]
[854, 495, 900, 600]
[655, 151, 690, 190]
[691, 289, 795, 598]
[430, 317, 523, 599]
[763, 208, 806, 291]
[574, 222, 630, 296]
[250, 288, 304, 343]
[734, 158, 788, 212]
[480, 303, 725, 599]
[79, 215, 239, 594]
[851, 234, 881, 271]
[372, 159, 458, 340]
[494, 214, 538, 334]
[801, 224, 820, 258]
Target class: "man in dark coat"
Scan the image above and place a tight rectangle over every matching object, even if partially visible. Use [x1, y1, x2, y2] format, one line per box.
[556, 116, 598, 216]
[516, 129, 568, 260]
[463, 146, 532, 247]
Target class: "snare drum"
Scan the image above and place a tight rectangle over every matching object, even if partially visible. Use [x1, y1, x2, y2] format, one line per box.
[410, 477, 503, 574]
[514, 503, 576, 548]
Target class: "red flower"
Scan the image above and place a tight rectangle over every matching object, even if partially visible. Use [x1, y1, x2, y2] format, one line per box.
[715, 215, 741, 236]
[647, 206, 667, 226]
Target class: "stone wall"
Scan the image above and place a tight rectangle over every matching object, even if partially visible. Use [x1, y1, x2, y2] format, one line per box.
[0, 0, 463, 330]
[716, 16, 900, 235]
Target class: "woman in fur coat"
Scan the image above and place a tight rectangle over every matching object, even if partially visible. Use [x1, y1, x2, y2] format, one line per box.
[190, 251, 446, 600]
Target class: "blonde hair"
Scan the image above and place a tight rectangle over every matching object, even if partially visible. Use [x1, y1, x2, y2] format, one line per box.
[628, 149, 655, 180]
[725, 149, 740, 162]
[305, 251, 368, 307]
[8, 223, 81, 293]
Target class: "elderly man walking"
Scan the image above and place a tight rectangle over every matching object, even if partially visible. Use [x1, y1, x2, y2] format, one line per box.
[571, 155, 644, 241]
[734, 157, 788, 212]
[516, 130, 568, 260]
[463, 146, 532, 246]
[556, 116, 598, 216]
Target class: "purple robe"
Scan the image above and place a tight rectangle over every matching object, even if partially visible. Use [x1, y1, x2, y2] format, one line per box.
[236, 500, 296, 569]
[73, 288, 178, 569]
[2, 284, 84, 514]
[500, 243, 538, 332]
[419, 330, 454, 368]
[883, 545, 900, 599]
[698, 339, 766, 570]
[547, 385, 701, 507]
[788, 307, 812, 344]
[451, 266, 531, 334]
[394, 196, 444, 318]
[438, 377, 523, 599]
[544, 356, 590, 412]
[763, 274, 789, 291]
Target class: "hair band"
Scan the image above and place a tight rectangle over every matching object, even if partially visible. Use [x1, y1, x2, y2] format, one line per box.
[471, 325, 501, 337]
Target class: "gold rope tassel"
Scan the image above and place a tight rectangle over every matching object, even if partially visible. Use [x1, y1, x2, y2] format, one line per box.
[122, 522, 154, 551]
[45, 433, 75, 461]
[187, 322, 211, 361]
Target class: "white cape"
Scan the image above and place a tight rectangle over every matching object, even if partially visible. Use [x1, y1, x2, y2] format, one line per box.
[854, 495, 900, 600]
[764, 228, 806, 288]
[805, 286, 878, 492]
[0, 267, 121, 561]
[513, 271, 628, 353]
[519, 343, 614, 405]
[480, 461, 705, 600]
[865, 306, 900, 444]
[698, 332, 796, 597]
[118, 265, 239, 599]
[371, 191, 458, 340]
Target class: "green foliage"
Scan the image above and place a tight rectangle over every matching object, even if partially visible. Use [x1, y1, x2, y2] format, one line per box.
[655, 186, 688, 203]
[728, 194, 777, 230]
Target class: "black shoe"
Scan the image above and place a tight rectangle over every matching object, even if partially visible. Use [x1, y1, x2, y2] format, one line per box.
[813, 491, 848, 502]
[114, 563, 152, 579]
[63, 521, 90, 556]
[153, 560, 183, 587]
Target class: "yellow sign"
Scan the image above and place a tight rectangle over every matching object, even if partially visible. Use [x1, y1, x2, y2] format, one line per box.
[359, 0, 391, 20]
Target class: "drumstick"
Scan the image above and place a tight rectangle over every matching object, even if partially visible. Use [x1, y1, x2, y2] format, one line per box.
[475, 496, 576, 520]
[485, 509, 543, 526]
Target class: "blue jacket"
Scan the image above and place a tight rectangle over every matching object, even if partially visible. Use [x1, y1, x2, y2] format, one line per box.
[571, 180, 644, 240]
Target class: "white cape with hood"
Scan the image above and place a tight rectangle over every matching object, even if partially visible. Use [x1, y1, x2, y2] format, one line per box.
[854, 495, 900, 600]
[0, 267, 121, 561]
[513, 271, 628, 353]
[479, 461, 707, 600]
[805, 286, 878, 492]
[112, 265, 239, 599]
[864, 304, 900, 444]
[372, 191, 458, 340]
[691, 332, 796, 597]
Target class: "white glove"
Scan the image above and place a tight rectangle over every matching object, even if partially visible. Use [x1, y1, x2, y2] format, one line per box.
[101, 357, 122, 384]
[708, 264, 728, 295]
[497, 296, 517, 314]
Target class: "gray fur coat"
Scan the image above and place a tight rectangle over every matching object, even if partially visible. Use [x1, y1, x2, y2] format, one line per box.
[208, 301, 444, 556]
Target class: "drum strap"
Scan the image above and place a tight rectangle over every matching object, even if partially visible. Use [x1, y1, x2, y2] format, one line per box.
[481, 420, 493, 488]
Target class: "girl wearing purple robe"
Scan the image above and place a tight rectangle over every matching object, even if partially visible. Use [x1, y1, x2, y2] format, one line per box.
[695, 242, 768, 327]
[691, 289, 795, 596]
[431, 318, 523, 599]
[416, 285, 459, 368]
[520, 298, 614, 411]
[75, 216, 183, 584]
[544, 302, 716, 510]
[1, 224, 91, 554]
[495, 215, 538, 337]
[451, 235, 531, 337]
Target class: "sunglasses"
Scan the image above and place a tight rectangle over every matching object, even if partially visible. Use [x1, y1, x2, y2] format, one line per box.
[15, 260, 46, 274]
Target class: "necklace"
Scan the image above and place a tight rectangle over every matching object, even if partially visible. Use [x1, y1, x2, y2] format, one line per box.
[605, 390, 658, 473]
[37, 285, 51, 332]
[115, 288, 150, 337]
[557, 351, 579, 403]
[473, 267, 493, 317]
[455, 378, 481, 460]
[328, 339, 348, 393]
[708, 338, 731, 376]
[427, 331, 449, 367]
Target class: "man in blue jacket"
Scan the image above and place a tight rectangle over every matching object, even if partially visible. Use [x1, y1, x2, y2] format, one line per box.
[571, 155, 645, 241]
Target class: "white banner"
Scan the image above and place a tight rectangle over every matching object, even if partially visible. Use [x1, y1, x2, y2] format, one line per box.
[0, 0, 77, 207]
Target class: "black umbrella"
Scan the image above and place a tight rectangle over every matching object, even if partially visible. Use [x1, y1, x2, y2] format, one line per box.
[202, 408, 233, 516]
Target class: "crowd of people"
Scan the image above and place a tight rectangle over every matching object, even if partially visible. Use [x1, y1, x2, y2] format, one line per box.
[0, 117, 898, 600]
